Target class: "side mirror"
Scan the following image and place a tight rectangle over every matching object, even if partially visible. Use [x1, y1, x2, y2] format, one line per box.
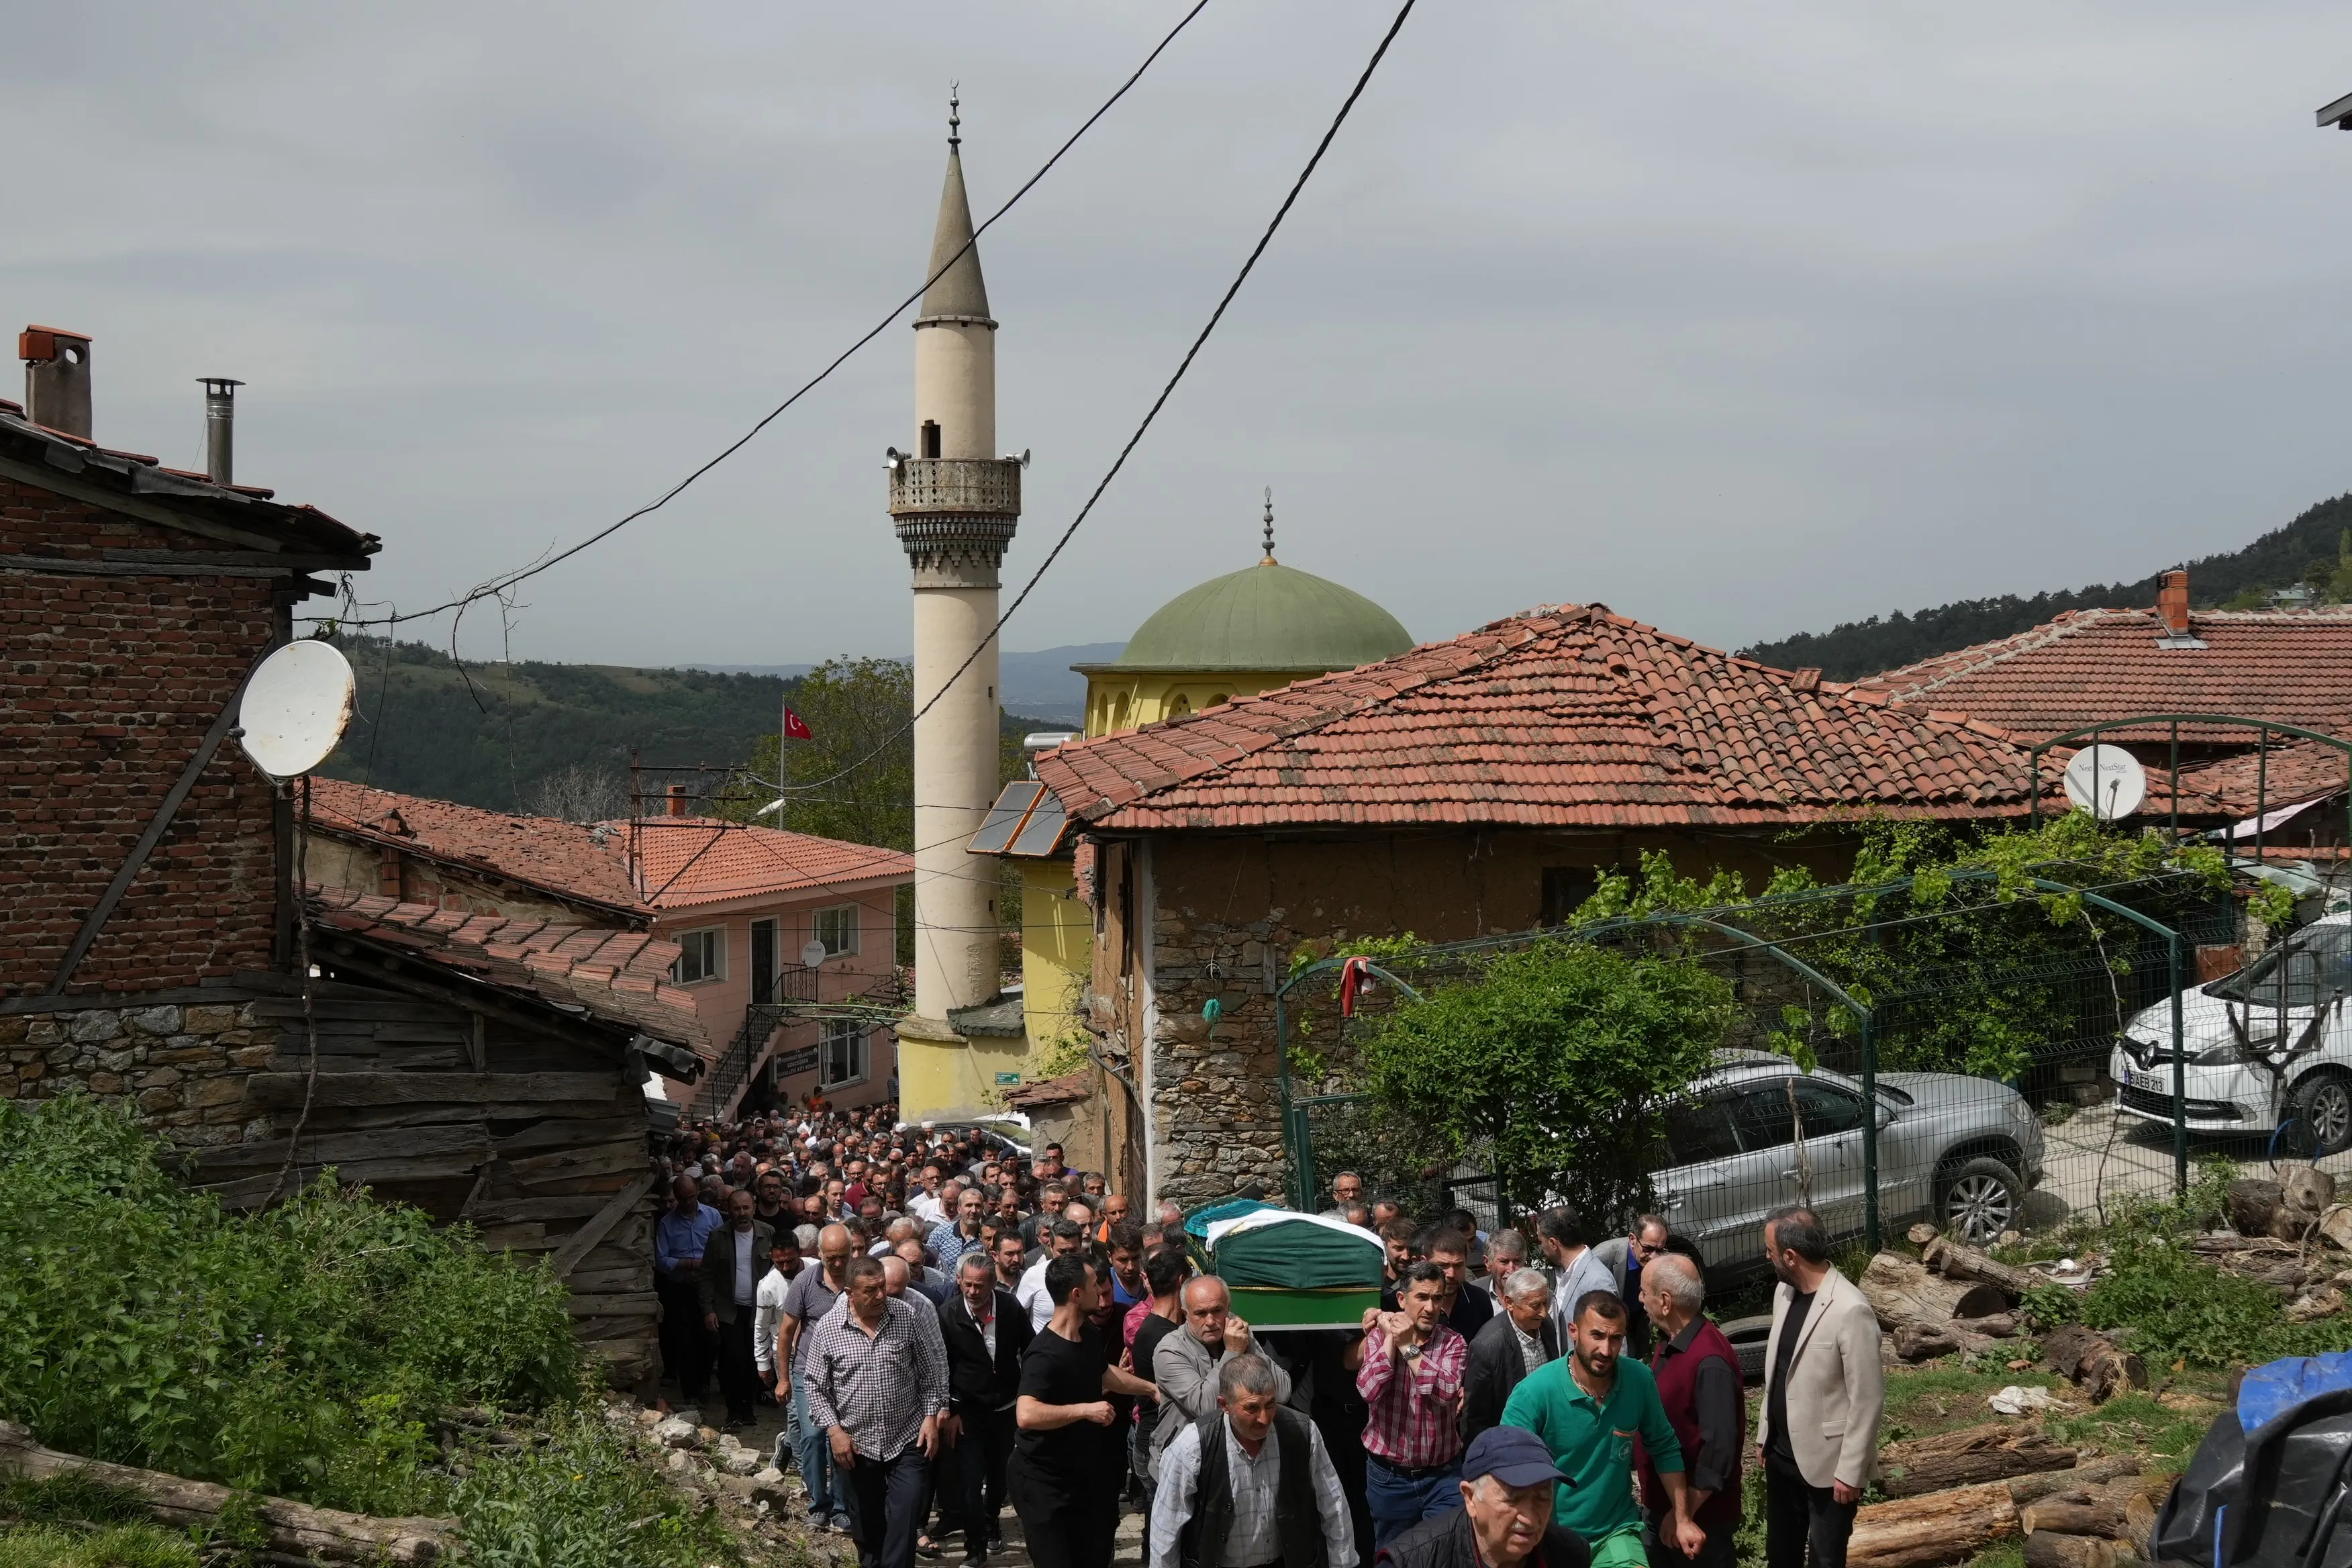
[1874, 1101, 1895, 1130]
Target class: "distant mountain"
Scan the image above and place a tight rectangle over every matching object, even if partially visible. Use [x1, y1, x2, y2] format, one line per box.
[684, 643, 1120, 726]
[1739, 493, 2352, 681]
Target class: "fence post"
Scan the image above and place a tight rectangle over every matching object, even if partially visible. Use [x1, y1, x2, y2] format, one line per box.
[1860, 1010, 1881, 1254]
[2169, 930, 2187, 1193]
[1291, 1105, 1318, 1212]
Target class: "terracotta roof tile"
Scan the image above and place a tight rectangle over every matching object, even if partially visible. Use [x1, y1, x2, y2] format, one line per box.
[621, 818, 913, 910]
[1857, 607, 2352, 742]
[306, 883, 709, 1052]
[1033, 603, 2070, 832]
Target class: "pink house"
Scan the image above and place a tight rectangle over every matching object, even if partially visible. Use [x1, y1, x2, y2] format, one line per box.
[303, 779, 914, 1118]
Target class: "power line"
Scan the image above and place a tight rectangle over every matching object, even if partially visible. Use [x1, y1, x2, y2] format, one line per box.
[312, 0, 1212, 633]
[785, 0, 1421, 800]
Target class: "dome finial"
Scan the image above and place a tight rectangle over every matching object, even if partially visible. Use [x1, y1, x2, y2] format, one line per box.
[1261, 487, 1277, 565]
[948, 83, 961, 150]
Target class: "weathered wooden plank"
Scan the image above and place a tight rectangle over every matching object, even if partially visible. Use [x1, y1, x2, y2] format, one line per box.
[565, 1264, 652, 1295]
[242, 1072, 632, 1109]
[504, 1142, 650, 1186]
[562, 1293, 657, 1319]
[250, 997, 471, 1022]
[182, 1125, 491, 1174]
[473, 1223, 547, 1250]
[199, 1155, 486, 1209]
[550, 1173, 655, 1280]
[461, 1193, 624, 1224]
[305, 1101, 628, 1134]
[369, 1024, 471, 1044]
[493, 1117, 653, 1156]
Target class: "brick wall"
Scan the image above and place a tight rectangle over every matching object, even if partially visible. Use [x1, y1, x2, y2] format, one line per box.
[0, 479, 283, 995]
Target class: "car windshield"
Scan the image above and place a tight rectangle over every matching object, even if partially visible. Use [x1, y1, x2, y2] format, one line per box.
[2206, 924, 2352, 1009]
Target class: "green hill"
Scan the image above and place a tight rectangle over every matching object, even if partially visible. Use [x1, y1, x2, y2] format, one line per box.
[320, 637, 795, 816]
[1738, 492, 2352, 681]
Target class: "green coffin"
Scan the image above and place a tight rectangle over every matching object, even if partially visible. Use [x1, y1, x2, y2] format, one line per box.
[1207, 1213, 1385, 1330]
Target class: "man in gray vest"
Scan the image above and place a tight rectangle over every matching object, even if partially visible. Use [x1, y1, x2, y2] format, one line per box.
[1148, 1354, 1355, 1568]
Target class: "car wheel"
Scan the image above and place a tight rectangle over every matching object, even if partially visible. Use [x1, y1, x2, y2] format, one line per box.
[1937, 1156, 2021, 1244]
[1718, 1314, 1775, 1385]
[2289, 1073, 2352, 1157]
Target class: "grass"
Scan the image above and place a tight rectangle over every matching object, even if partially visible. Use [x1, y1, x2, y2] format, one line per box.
[0, 1522, 201, 1568]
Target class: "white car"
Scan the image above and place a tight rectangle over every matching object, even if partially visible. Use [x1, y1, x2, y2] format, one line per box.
[1655, 1050, 2048, 1267]
[2110, 913, 2352, 1156]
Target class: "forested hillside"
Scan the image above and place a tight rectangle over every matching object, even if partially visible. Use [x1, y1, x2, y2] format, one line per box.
[1740, 491, 2352, 680]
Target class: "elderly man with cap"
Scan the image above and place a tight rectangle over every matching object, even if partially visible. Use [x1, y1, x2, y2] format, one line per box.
[1148, 1352, 1355, 1568]
[1373, 1428, 1591, 1568]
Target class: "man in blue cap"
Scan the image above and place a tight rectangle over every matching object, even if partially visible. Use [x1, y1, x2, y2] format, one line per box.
[1375, 1427, 1591, 1568]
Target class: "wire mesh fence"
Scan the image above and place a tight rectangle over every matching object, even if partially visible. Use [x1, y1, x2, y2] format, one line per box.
[1276, 871, 2352, 1277]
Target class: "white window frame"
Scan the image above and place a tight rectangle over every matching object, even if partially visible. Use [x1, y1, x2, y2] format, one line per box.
[812, 903, 861, 959]
[671, 926, 726, 985]
[820, 1018, 869, 1088]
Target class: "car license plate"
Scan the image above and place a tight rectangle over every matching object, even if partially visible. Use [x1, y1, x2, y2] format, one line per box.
[2132, 1071, 2166, 1093]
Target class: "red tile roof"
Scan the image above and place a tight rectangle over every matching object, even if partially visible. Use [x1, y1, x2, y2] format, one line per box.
[1857, 607, 2352, 744]
[1032, 603, 2061, 832]
[306, 883, 709, 1052]
[309, 777, 646, 919]
[622, 817, 913, 910]
[2175, 740, 2352, 816]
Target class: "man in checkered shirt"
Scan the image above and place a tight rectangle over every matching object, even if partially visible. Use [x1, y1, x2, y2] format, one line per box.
[805, 1255, 952, 1568]
[1357, 1261, 1469, 1549]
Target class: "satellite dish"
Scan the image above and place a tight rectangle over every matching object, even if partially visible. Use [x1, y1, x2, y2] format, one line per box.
[2063, 743, 2147, 822]
[237, 640, 356, 781]
[801, 939, 828, 969]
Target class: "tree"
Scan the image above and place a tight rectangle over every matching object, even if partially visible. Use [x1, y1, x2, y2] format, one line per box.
[719, 657, 916, 852]
[1360, 940, 1736, 1221]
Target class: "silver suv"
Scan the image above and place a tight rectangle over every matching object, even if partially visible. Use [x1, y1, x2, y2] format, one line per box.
[1654, 1051, 2047, 1270]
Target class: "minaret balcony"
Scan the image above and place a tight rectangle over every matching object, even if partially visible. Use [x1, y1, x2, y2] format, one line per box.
[888, 456, 1022, 520]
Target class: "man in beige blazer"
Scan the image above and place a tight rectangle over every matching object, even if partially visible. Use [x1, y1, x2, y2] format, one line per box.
[1754, 1207, 1882, 1568]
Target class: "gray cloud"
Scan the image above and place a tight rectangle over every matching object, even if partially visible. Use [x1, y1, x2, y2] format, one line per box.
[6, 1, 2351, 667]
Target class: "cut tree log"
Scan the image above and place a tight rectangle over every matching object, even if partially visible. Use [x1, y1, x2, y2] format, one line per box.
[1862, 1251, 2012, 1332]
[1894, 1322, 2000, 1362]
[1849, 1482, 2020, 1568]
[2318, 1204, 2352, 1253]
[2228, 1178, 2286, 1238]
[2008, 1457, 2142, 1507]
[0, 1420, 452, 1564]
[2021, 1492, 2128, 1538]
[2022, 1534, 2132, 1568]
[1877, 1423, 2077, 1498]
[2042, 1324, 2148, 1404]
[2276, 1168, 2339, 1242]
[1922, 1235, 2040, 1298]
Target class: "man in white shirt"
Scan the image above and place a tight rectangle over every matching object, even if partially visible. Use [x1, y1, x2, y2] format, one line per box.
[753, 1230, 807, 1395]
[1148, 1353, 1353, 1568]
[908, 1164, 951, 1228]
[1015, 1216, 1087, 1330]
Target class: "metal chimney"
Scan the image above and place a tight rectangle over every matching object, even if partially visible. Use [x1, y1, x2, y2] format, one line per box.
[199, 377, 242, 485]
[19, 326, 93, 438]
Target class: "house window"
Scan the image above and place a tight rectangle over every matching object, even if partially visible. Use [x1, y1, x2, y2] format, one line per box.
[1539, 867, 1606, 927]
[673, 928, 724, 984]
[820, 1019, 869, 1087]
[813, 904, 860, 958]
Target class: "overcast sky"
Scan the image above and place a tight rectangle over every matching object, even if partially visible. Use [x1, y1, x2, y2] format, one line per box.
[8, 3, 2352, 667]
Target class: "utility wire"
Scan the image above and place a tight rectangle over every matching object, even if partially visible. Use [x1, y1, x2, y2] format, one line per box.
[316, 1, 1212, 632]
[784, 0, 1420, 800]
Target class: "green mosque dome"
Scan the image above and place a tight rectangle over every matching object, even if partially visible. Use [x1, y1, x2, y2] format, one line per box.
[1113, 556, 1415, 673]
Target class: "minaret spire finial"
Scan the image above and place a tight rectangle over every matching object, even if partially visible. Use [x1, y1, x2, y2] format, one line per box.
[1261, 487, 1277, 565]
[948, 83, 961, 151]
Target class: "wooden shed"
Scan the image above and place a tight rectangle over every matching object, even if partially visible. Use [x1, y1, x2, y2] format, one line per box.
[174, 887, 709, 1387]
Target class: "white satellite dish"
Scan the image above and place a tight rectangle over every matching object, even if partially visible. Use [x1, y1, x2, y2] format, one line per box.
[801, 939, 828, 969]
[2063, 743, 2147, 822]
[237, 639, 356, 781]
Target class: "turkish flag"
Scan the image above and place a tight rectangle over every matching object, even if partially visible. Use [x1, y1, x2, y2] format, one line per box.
[783, 706, 814, 740]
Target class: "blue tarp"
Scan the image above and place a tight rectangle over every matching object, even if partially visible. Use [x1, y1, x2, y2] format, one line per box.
[2239, 1352, 2352, 1435]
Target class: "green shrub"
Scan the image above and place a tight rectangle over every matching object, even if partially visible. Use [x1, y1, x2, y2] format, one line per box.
[0, 1093, 580, 1513]
[2048, 1232, 2352, 1368]
[447, 1411, 743, 1568]
[0, 1522, 201, 1568]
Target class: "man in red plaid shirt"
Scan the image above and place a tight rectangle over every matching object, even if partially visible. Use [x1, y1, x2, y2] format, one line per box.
[1357, 1260, 1470, 1549]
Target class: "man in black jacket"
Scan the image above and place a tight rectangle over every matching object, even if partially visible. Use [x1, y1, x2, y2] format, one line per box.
[700, 1187, 775, 1431]
[1463, 1269, 1560, 1443]
[1375, 1428, 1589, 1568]
[940, 1251, 1033, 1567]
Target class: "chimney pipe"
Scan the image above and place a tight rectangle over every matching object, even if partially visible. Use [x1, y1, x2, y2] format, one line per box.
[19, 326, 92, 439]
[2156, 569, 2192, 638]
[665, 783, 688, 818]
[199, 377, 242, 485]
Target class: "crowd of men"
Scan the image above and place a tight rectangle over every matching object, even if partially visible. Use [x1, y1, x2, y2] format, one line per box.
[653, 1114, 1885, 1568]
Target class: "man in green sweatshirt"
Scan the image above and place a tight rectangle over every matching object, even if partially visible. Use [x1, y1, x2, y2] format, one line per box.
[1501, 1290, 1706, 1568]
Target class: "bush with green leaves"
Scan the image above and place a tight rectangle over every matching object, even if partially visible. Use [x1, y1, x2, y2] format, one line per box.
[1359, 938, 1735, 1218]
[447, 1410, 744, 1568]
[0, 1092, 581, 1514]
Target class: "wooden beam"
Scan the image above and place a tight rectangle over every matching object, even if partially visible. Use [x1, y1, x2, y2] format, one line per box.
[0, 450, 291, 553]
[240, 1071, 630, 1108]
[549, 1173, 654, 1280]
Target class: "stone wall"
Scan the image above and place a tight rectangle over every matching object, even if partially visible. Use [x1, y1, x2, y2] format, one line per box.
[0, 997, 276, 1148]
